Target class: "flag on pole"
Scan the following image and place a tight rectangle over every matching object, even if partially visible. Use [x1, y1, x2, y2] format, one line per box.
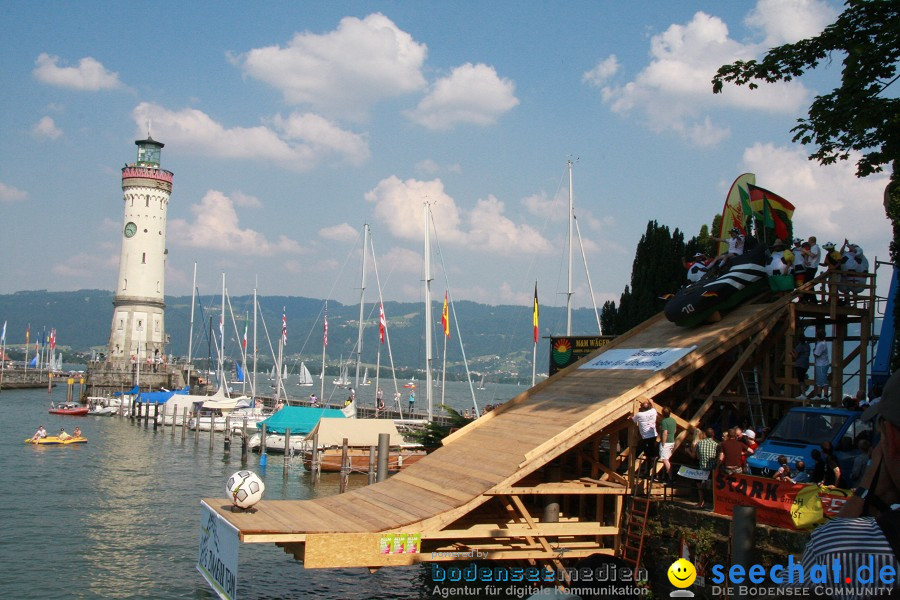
[242, 316, 248, 350]
[533, 282, 539, 344]
[747, 183, 793, 241]
[441, 292, 450, 338]
[25, 323, 30, 345]
[49, 329, 56, 350]
[1, 320, 6, 344]
[378, 303, 386, 344]
[323, 311, 328, 347]
[282, 309, 287, 345]
[219, 315, 224, 342]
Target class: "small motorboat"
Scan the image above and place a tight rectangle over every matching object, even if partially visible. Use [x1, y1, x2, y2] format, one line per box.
[664, 243, 768, 327]
[48, 402, 90, 416]
[25, 436, 87, 445]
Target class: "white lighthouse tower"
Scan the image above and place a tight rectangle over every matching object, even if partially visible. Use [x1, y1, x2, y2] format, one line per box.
[106, 135, 173, 367]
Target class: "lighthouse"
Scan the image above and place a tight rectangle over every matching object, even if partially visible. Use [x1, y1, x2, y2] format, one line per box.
[105, 135, 173, 367]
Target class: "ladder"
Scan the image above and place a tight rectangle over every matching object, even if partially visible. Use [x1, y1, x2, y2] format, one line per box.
[740, 368, 766, 431]
[620, 494, 652, 571]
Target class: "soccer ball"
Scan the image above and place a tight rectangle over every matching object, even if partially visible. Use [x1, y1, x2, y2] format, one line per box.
[226, 470, 265, 509]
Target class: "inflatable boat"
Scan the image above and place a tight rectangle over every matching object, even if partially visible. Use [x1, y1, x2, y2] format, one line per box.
[664, 243, 768, 327]
[25, 436, 87, 445]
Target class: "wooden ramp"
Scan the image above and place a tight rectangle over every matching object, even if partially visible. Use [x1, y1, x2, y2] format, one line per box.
[204, 297, 791, 568]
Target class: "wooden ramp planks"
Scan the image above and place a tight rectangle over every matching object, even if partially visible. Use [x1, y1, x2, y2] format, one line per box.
[205, 299, 790, 545]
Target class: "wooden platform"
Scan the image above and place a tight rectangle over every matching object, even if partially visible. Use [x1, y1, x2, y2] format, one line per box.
[204, 294, 802, 569]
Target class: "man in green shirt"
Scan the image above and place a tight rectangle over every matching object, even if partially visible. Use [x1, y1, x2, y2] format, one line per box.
[659, 407, 677, 483]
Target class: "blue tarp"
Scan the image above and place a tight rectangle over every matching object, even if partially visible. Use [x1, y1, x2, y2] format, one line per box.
[235, 362, 244, 382]
[136, 387, 190, 404]
[113, 385, 140, 397]
[255, 405, 345, 435]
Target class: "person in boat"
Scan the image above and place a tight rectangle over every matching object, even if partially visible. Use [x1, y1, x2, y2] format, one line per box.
[72, 427, 82, 438]
[710, 227, 745, 269]
[31, 426, 48, 442]
[683, 252, 710, 283]
[309, 393, 318, 406]
[58, 428, 72, 441]
[344, 395, 353, 407]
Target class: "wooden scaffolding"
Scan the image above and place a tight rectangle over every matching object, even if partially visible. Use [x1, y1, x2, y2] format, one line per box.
[203, 269, 876, 574]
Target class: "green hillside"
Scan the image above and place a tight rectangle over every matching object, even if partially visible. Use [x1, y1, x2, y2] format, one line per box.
[0, 290, 606, 381]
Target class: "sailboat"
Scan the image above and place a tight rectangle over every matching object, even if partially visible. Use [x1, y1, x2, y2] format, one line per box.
[297, 361, 314, 387]
[361, 367, 371, 386]
[332, 357, 350, 387]
[477, 374, 485, 390]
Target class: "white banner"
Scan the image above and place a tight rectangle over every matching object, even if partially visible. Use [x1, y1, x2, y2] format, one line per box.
[677, 465, 711, 480]
[579, 346, 696, 371]
[198, 502, 240, 600]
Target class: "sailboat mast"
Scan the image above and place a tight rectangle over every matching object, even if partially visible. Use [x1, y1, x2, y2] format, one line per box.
[252, 285, 257, 403]
[220, 273, 226, 394]
[567, 159, 574, 336]
[424, 202, 433, 421]
[320, 301, 327, 400]
[187, 262, 197, 389]
[355, 224, 369, 390]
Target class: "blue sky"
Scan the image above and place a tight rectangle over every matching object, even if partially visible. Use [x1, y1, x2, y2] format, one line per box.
[0, 0, 892, 314]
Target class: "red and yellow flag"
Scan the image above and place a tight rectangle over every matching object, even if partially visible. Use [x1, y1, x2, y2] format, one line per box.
[533, 283, 539, 344]
[441, 292, 450, 338]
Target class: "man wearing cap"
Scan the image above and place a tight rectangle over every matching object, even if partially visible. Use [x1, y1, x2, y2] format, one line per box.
[710, 227, 745, 269]
[684, 252, 710, 283]
[791, 370, 900, 599]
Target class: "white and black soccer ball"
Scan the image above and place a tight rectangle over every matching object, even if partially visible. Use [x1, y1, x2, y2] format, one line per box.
[226, 470, 265, 509]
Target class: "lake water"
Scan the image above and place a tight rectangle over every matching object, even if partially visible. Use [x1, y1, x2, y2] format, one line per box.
[0, 381, 528, 599]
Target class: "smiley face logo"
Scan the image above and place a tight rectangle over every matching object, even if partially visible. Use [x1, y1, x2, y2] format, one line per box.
[667, 558, 697, 588]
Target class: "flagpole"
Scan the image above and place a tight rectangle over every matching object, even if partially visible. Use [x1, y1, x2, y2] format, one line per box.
[252, 284, 258, 405]
[533, 282, 539, 387]
[24, 325, 30, 375]
[0, 320, 6, 393]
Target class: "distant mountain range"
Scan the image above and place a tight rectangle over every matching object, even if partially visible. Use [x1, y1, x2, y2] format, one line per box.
[0, 289, 606, 381]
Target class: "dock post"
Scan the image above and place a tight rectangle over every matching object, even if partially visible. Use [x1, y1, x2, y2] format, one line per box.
[260, 423, 267, 455]
[170, 405, 176, 437]
[224, 416, 232, 453]
[160, 403, 167, 432]
[153, 403, 159, 431]
[241, 417, 248, 463]
[368, 446, 376, 485]
[311, 432, 320, 484]
[181, 407, 188, 442]
[376, 433, 390, 482]
[339, 437, 350, 493]
[283, 428, 291, 477]
[144, 402, 150, 428]
[209, 416, 215, 450]
[194, 410, 200, 445]
[732, 506, 756, 600]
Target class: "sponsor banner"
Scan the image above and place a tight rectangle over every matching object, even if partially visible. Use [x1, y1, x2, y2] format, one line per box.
[198, 502, 239, 600]
[548, 336, 613, 375]
[713, 472, 851, 530]
[579, 346, 696, 371]
[677, 466, 710, 480]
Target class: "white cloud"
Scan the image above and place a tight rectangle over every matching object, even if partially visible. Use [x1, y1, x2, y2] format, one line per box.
[33, 53, 124, 91]
[583, 55, 620, 87]
[32, 116, 62, 139]
[168, 190, 304, 256]
[467, 195, 553, 255]
[230, 191, 262, 208]
[407, 63, 519, 130]
[415, 159, 462, 175]
[235, 13, 427, 119]
[271, 112, 369, 165]
[132, 103, 368, 169]
[745, 0, 838, 47]
[51, 251, 118, 278]
[741, 143, 891, 261]
[380, 246, 423, 276]
[595, 10, 810, 145]
[364, 176, 552, 255]
[0, 181, 28, 203]
[319, 223, 359, 243]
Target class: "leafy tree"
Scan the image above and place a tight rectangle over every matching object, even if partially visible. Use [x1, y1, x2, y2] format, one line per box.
[712, 0, 899, 179]
[600, 300, 618, 335]
[712, 0, 900, 365]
